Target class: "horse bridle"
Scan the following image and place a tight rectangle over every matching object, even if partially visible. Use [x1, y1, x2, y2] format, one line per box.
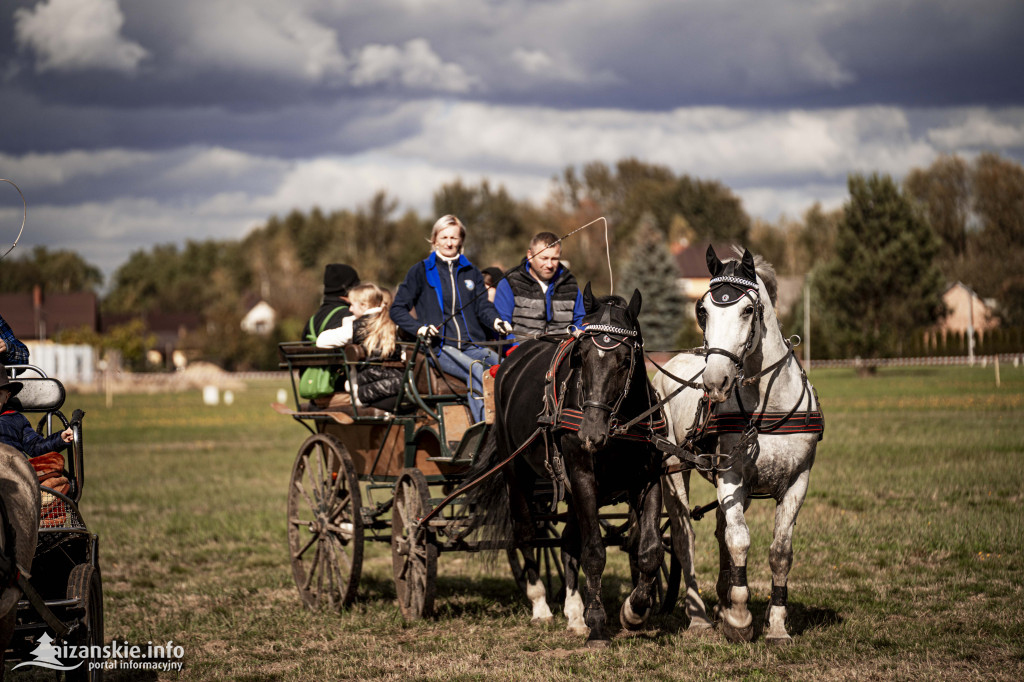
[572, 322, 641, 420]
[696, 276, 764, 371]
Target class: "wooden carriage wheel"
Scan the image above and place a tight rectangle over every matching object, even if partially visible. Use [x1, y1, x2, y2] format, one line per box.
[65, 563, 103, 682]
[288, 433, 364, 610]
[391, 468, 437, 620]
[507, 519, 565, 603]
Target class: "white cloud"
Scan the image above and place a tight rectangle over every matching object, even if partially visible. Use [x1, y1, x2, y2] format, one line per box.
[0, 149, 155, 188]
[383, 102, 940, 183]
[510, 48, 618, 85]
[175, 1, 347, 81]
[927, 109, 1024, 149]
[10, 102, 1024, 285]
[349, 39, 477, 92]
[737, 184, 849, 222]
[245, 153, 549, 216]
[13, 0, 149, 74]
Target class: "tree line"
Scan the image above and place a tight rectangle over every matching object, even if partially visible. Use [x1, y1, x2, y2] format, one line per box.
[3, 153, 1021, 369]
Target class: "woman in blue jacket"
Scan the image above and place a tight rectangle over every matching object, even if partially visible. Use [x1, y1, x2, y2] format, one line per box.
[390, 215, 512, 423]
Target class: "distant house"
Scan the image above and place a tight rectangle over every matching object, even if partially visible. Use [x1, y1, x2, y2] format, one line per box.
[240, 297, 276, 336]
[939, 282, 998, 336]
[102, 310, 203, 369]
[671, 241, 803, 318]
[671, 241, 735, 300]
[0, 288, 99, 339]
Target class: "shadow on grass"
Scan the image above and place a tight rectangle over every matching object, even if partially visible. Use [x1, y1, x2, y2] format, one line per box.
[351, 564, 842, 641]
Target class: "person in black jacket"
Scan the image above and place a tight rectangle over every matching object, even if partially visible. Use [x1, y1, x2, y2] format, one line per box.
[317, 283, 404, 410]
[0, 365, 72, 458]
[305, 263, 360, 342]
[390, 215, 512, 423]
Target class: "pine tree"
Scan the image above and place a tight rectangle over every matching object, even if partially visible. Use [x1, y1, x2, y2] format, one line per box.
[813, 173, 946, 359]
[617, 215, 690, 349]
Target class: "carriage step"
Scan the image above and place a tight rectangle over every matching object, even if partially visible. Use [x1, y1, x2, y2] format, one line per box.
[425, 422, 490, 464]
[425, 443, 473, 465]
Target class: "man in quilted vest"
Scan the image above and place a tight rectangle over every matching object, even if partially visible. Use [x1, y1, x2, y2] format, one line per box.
[493, 232, 585, 344]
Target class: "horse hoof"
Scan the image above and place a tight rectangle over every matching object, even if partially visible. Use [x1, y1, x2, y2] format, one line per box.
[720, 620, 755, 643]
[765, 634, 793, 647]
[687, 617, 714, 632]
[530, 616, 554, 627]
[567, 624, 589, 636]
[585, 638, 610, 650]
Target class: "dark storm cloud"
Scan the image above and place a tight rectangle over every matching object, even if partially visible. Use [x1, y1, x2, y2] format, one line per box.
[5, 0, 1022, 118]
[2, 0, 1023, 282]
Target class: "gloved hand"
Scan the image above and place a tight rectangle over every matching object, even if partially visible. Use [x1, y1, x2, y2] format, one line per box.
[494, 319, 513, 335]
[417, 325, 439, 338]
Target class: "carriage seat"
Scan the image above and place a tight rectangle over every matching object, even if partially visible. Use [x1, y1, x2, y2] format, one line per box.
[7, 377, 66, 415]
[411, 354, 469, 396]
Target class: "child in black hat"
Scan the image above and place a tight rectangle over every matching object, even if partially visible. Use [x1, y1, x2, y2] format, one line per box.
[0, 365, 73, 458]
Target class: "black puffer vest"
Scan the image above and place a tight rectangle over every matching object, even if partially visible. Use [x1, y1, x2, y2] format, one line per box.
[506, 260, 579, 337]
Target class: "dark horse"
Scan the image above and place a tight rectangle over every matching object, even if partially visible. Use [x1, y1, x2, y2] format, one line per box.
[466, 285, 664, 647]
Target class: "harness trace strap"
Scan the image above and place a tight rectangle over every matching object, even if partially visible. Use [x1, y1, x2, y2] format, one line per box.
[707, 410, 824, 436]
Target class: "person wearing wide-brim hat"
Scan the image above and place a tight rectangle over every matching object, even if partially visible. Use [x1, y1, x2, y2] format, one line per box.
[0, 365, 73, 458]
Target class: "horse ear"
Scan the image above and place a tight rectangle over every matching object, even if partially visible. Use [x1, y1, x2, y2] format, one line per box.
[706, 245, 724, 277]
[627, 288, 642, 321]
[741, 248, 756, 283]
[583, 281, 596, 314]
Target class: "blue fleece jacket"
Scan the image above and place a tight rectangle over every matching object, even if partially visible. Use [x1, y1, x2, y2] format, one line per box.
[390, 252, 500, 349]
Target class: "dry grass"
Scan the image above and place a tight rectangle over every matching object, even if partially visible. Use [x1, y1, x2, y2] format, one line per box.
[6, 364, 1024, 680]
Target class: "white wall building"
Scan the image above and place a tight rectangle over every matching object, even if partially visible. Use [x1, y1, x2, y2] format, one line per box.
[23, 342, 96, 383]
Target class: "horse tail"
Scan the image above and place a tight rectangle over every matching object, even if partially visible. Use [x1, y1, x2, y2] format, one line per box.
[460, 429, 513, 560]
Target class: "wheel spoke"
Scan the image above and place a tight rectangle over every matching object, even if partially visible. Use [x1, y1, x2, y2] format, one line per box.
[302, 541, 321, 591]
[330, 534, 353, 572]
[315, 539, 326, 602]
[306, 454, 325, 509]
[328, 487, 352, 521]
[294, 476, 317, 515]
[323, 536, 340, 606]
[294, 531, 318, 560]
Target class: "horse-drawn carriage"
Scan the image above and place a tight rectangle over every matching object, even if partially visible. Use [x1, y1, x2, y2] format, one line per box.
[277, 248, 823, 646]
[275, 295, 689, 633]
[1, 366, 102, 680]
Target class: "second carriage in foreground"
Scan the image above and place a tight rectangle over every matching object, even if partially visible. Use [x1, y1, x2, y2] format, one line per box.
[276, 332, 688, 622]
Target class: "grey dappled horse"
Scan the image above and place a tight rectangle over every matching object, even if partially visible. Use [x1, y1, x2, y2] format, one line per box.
[654, 247, 820, 644]
[1, 445, 40, 672]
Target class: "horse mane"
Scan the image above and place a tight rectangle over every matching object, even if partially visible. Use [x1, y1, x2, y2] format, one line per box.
[728, 245, 778, 307]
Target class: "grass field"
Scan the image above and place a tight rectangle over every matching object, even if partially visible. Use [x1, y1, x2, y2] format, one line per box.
[7, 364, 1024, 681]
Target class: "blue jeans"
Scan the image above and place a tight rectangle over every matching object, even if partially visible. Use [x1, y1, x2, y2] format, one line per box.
[436, 344, 499, 422]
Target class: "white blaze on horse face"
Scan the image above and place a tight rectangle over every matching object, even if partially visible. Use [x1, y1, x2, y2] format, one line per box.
[702, 291, 757, 403]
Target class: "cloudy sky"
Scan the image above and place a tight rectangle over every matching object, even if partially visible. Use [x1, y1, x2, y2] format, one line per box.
[2, 0, 1023, 283]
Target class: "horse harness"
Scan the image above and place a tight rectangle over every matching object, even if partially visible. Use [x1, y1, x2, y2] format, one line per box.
[649, 274, 825, 482]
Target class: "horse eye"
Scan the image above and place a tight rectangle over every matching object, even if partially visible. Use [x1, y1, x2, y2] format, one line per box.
[743, 305, 754, 316]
